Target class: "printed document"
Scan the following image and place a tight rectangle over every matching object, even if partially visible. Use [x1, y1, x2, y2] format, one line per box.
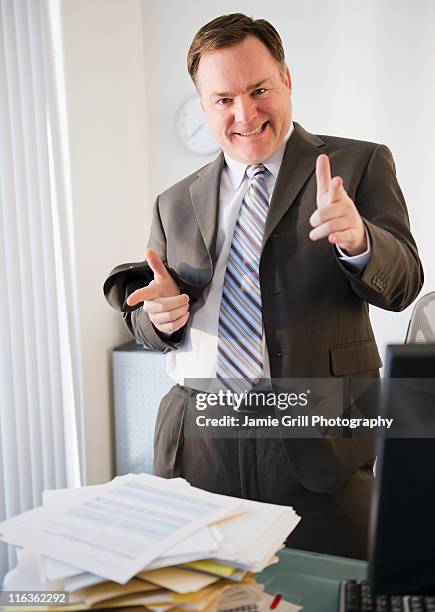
[0, 474, 242, 583]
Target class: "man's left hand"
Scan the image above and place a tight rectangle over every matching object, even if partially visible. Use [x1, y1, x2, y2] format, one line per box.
[309, 154, 367, 256]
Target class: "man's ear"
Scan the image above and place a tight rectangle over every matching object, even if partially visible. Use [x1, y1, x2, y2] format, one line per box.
[284, 65, 292, 93]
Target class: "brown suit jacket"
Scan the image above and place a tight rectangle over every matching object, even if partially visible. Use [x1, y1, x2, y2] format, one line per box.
[104, 123, 423, 496]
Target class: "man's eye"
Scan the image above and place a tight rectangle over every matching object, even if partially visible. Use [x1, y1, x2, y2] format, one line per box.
[217, 98, 231, 105]
[253, 88, 266, 96]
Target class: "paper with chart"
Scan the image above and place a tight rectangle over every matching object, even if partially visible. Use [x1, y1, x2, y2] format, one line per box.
[0, 474, 243, 584]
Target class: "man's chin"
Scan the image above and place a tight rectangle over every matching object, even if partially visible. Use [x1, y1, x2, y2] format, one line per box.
[226, 143, 275, 165]
[224, 133, 280, 164]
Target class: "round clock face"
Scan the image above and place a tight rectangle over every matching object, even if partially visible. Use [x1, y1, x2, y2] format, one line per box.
[176, 95, 220, 155]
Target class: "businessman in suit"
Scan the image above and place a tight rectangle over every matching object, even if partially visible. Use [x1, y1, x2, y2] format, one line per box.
[104, 14, 423, 559]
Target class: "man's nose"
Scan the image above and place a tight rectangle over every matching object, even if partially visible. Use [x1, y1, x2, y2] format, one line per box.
[234, 96, 257, 126]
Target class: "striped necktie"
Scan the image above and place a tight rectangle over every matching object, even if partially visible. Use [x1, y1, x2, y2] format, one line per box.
[216, 164, 269, 392]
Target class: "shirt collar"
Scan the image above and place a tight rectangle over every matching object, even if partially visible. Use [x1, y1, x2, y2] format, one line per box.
[224, 123, 294, 190]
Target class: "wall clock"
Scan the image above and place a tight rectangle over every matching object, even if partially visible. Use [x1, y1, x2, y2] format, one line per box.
[176, 95, 220, 155]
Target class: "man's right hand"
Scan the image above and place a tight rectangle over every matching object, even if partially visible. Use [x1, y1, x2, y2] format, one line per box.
[126, 248, 190, 334]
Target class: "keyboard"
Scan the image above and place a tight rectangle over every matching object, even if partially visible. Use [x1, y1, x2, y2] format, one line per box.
[339, 581, 435, 611]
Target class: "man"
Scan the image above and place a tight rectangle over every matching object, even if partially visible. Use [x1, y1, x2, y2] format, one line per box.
[104, 14, 423, 559]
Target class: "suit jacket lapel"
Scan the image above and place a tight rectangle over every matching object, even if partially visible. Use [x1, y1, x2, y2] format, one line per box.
[263, 122, 325, 247]
[188, 124, 325, 263]
[189, 152, 225, 268]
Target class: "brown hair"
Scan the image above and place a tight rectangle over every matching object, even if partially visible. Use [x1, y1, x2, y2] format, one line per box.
[187, 13, 286, 86]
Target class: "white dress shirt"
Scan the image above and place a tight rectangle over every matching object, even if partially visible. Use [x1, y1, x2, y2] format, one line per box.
[166, 125, 370, 389]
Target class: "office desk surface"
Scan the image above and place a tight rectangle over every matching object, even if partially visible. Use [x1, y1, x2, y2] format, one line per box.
[258, 548, 367, 612]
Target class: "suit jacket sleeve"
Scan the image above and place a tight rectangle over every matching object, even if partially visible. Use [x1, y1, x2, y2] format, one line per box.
[103, 196, 200, 352]
[336, 144, 423, 310]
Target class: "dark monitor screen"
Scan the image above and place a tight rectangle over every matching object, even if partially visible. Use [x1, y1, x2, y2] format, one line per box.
[368, 344, 435, 594]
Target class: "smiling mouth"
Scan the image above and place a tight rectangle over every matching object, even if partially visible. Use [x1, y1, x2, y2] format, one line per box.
[234, 121, 268, 137]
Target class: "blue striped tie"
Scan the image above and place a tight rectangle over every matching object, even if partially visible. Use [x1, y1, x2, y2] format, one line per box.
[217, 164, 269, 392]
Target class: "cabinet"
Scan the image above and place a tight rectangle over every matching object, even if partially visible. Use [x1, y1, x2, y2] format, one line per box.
[112, 341, 173, 474]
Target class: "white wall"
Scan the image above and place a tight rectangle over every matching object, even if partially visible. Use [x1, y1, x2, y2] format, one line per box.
[62, 0, 150, 484]
[63, 0, 435, 483]
[142, 0, 435, 356]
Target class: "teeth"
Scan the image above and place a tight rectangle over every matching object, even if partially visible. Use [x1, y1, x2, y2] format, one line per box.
[239, 124, 265, 136]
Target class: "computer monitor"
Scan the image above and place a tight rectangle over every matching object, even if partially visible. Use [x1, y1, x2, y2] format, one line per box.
[368, 344, 435, 595]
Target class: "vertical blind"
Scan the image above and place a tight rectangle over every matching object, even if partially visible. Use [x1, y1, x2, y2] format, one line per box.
[0, 0, 85, 582]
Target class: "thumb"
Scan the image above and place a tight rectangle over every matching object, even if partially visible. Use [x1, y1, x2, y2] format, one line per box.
[328, 176, 345, 203]
[146, 248, 168, 282]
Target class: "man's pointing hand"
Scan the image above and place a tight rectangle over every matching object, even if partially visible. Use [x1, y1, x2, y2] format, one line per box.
[127, 248, 190, 334]
[309, 154, 367, 256]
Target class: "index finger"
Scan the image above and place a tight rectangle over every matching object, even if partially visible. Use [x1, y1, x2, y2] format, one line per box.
[145, 248, 168, 282]
[316, 154, 332, 205]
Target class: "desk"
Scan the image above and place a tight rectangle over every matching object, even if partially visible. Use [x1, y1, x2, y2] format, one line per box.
[2, 548, 367, 612]
[258, 549, 367, 612]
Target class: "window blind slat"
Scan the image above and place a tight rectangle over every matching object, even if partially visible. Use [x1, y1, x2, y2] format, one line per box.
[1, 0, 34, 514]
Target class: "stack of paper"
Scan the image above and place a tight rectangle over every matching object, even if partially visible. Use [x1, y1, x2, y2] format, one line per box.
[0, 473, 301, 611]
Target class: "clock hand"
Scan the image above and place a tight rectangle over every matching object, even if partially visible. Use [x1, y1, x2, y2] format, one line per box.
[187, 123, 204, 141]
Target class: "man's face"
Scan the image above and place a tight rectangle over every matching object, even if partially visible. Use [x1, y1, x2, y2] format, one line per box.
[196, 35, 292, 164]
